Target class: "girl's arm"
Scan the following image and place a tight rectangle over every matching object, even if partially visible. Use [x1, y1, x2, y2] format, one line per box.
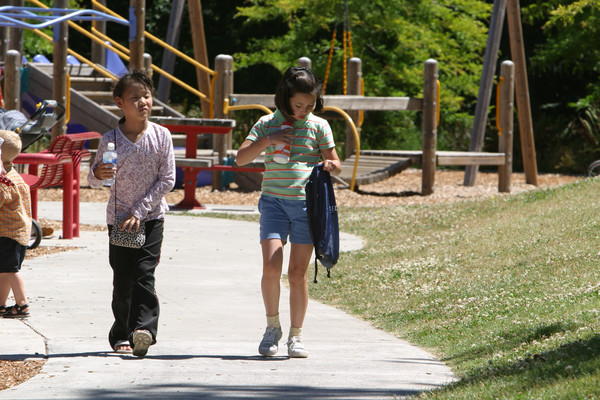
[87, 139, 110, 188]
[235, 137, 271, 166]
[321, 147, 342, 176]
[236, 128, 294, 166]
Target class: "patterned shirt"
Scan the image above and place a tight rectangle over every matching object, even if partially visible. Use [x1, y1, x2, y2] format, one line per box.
[87, 122, 176, 225]
[245, 109, 335, 200]
[0, 168, 32, 246]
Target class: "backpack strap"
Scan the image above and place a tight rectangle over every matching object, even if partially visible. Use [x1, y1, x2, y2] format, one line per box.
[313, 256, 318, 283]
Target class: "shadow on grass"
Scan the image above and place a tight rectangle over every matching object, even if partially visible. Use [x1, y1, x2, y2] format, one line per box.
[444, 321, 578, 365]
[444, 324, 600, 392]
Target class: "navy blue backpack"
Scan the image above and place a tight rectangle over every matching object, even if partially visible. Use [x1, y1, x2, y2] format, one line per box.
[306, 164, 339, 282]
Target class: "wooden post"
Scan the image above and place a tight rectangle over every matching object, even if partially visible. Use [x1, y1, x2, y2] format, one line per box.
[506, 0, 538, 185]
[498, 61, 514, 193]
[52, 0, 69, 139]
[4, 50, 21, 110]
[91, 0, 107, 67]
[0, 26, 8, 63]
[8, 0, 24, 53]
[464, 0, 507, 186]
[213, 54, 234, 189]
[346, 57, 362, 158]
[188, 0, 211, 117]
[422, 59, 438, 195]
[143, 53, 152, 77]
[157, 0, 185, 102]
[297, 57, 312, 69]
[129, 0, 145, 70]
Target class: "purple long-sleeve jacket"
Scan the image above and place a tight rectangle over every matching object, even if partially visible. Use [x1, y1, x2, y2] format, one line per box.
[88, 122, 175, 225]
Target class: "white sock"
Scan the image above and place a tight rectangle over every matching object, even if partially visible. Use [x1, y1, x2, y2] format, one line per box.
[266, 314, 280, 329]
[289, 327, 302, 338]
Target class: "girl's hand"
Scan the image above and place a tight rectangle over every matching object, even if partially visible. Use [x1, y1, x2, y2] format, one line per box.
[118, 214, 141, 232]
[93, 162, 116, 181]
[269, 129, 294, 146]
[321, 159, 342, 175]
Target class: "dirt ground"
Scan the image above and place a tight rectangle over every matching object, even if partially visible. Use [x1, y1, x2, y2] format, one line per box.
[37, 167, 583, 207]
[1, 168, 584, 391]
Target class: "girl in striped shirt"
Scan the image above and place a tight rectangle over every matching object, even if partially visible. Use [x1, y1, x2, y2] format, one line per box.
[236, 67, 341, 358]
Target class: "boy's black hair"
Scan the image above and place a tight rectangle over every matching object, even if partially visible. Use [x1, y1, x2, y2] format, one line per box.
[112, 70, 154, 124]
[112, 70, 154, 99]
[274, 67, 324, 116]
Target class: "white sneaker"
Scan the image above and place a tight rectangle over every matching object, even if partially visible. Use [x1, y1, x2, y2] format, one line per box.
[287, 336, 308, 358]
[132, 330, 152, 357]
[258, 326, 282, 356]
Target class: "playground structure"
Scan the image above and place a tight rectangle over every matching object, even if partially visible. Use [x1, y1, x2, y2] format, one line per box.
[227, 56, 516, 194]
[1, 0, 526, 209]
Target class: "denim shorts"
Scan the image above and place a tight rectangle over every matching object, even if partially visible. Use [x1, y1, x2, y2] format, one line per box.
[0, 237, 27, 273]
[258, 196, 312, 245]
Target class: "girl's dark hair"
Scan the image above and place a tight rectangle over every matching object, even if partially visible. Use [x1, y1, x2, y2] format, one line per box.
[113, 69, 154, 99]
[112, 70, 154, 124]
[274, 67, 324, 116]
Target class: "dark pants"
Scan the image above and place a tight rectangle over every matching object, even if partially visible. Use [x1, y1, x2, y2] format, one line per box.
[107, 219, 164, 350]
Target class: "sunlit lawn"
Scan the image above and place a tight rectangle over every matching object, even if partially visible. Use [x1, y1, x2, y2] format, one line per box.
[308, 178, 600, 399]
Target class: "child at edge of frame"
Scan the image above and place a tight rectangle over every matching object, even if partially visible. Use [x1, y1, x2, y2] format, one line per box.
[235, 66, 342, 358]
[87, 70, 175, 357]
[0, 130, 32, 319]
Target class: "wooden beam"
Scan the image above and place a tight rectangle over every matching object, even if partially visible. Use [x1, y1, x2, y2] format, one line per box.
[4, 50, 21, 110]
[91, 0, 106, 66]
[157, 0, 185, 102]
[464, 0, 508, 186]
[188, 0, 211, 117]
[498, 60, 515, 192]
[421, 59, 438, 195]
[229, 94, 423, 111]
[346, 57, 361, 157]
[506, 0, 538, 185]
[129, 0, 145, 70]
[52, 0, 68, 139]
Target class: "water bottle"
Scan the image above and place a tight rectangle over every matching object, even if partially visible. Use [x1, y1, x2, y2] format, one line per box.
[273, 121, 293, 164]
[102, 142, 117, 187]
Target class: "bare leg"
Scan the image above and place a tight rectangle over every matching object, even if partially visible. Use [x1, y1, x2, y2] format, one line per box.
[260, 239, 285, 317]
[288, 243, 313, 329]
[8, 272, 28, 307]
[0, 273, 11, 306]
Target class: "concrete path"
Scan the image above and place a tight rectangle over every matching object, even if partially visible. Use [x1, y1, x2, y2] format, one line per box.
[0, 202, 456, 399]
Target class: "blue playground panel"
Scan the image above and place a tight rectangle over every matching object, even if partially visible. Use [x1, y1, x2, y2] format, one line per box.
[174, 166, 212, 189]
[105, 42, 127, 77]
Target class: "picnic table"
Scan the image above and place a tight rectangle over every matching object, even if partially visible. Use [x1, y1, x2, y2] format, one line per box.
[151, 117, 242, 209]
[15, 131, 101, 238]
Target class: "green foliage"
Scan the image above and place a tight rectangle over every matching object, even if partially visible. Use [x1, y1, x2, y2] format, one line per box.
[21, 0, 83, 60]
[520, 0, 600, 173]
[17, 0, 600, 173]
[233, 0, 492, 152]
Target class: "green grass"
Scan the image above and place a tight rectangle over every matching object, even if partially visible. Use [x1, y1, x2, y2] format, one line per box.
[188, 179, 600, 398]
[307, 178, 600, 399]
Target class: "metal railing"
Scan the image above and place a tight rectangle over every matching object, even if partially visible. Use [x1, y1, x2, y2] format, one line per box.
[24, 0, 217, 117]
[90, 0, 218, 117]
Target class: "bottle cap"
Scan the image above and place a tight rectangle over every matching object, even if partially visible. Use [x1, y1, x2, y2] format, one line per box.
[107, 142, 115, 150]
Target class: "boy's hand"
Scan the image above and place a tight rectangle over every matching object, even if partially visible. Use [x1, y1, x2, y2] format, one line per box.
[93, 162, 117, 181]
[118, 214, 142, 232]
[0, 175, 13, 186]
[0, 166, 13, 187]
